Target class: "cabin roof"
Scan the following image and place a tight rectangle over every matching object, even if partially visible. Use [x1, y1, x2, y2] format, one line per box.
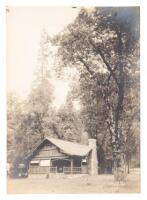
[46, 137, 91, 156]
[25, 137, 92, 160]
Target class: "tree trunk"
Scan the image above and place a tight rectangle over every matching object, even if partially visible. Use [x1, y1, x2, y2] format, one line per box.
[127, 159, 130, 174]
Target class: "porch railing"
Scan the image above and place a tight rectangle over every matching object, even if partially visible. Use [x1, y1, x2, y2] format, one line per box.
[29, 166, 57, 174]
[63, 167, 81, 174]
[29, 166, 82, 174]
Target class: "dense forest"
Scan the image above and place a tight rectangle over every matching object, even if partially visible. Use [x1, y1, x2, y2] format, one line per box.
[7, 7, 140, 177]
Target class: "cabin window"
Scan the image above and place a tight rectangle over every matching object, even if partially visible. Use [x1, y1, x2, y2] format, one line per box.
[82, 158, 87, 165]
[30, 160, 39, 166]
[40, 160, 50, 166]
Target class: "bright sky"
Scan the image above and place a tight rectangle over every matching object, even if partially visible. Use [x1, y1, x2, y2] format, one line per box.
[7, 6, 80, 107]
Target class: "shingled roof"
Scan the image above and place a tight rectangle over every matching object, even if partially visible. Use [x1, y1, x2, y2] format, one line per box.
[46, 137, 91, 156]
[24, 137, 92, 162]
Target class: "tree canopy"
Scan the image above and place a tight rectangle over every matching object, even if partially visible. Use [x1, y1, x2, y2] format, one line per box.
[55, 7, 140, 173]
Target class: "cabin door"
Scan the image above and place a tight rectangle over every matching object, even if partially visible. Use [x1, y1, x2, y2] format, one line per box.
[52, 159, 70, 173]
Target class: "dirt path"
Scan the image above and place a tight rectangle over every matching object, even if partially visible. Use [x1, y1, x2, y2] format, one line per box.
[7, 168, 140, 194]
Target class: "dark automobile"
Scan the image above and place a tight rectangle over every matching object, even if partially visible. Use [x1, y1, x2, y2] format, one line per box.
[9, 163, 28, 178]
[17, 163, 28, 178]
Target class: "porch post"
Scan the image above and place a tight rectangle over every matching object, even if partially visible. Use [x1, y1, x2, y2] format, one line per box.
[70, 159, 73, 174]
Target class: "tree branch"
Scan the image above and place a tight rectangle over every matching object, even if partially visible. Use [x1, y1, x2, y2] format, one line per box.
[88, 37, 119, 87]
[77, 56, 95, 77]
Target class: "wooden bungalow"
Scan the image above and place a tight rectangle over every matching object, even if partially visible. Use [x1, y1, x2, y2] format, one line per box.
[25, 137, 98, 176]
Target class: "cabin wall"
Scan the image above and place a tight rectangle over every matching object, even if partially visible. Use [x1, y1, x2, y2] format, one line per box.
[29, 142, 68, 174]
[32, 142, 66, 161]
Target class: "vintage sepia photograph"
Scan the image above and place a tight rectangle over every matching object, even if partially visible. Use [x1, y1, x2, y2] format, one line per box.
[6, 6, 140, 194]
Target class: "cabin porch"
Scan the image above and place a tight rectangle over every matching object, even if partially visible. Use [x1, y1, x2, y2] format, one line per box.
[29, 157, 88, 175]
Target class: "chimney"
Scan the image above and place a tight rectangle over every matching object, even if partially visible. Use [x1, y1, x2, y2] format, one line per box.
[88, 139, 98, 175]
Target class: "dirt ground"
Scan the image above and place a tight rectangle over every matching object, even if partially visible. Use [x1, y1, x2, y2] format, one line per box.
[7, 168, 140, 194]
